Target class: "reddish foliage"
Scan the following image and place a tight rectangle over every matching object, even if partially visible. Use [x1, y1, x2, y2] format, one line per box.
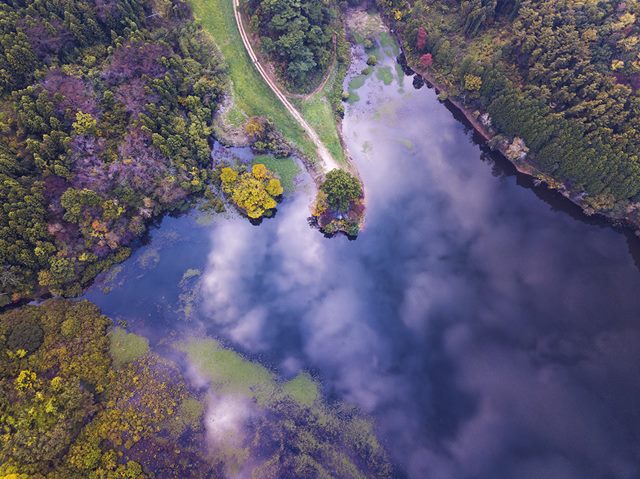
[103, 42, 170, 85]
[116, 78, 158, 116]
[70, 136, 111, 192]
[19, 18, 72, 61]
[109, 130, 167, 192]
[419, 53, 433, 69]
[416, 27, 428, 52]
[42, 70, 97, 115]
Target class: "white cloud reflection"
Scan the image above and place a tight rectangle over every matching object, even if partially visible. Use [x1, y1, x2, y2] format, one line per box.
[193, 67, 640, 479]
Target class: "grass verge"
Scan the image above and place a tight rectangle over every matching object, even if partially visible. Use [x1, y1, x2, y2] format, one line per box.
[189, 0, 316, 159]
[252, 154, 300, 192]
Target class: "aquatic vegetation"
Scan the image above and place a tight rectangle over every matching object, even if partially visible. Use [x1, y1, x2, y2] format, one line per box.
[179, 337, 393, 478]
[179, 338, 277, 403]
[136, 248, 161, 270]
[281, 372, 320, 406]
[177, 269, 203, 320]
[180, 269, 202, 287]
[109, 327, 150, 368]
[376, 66, 395, 86]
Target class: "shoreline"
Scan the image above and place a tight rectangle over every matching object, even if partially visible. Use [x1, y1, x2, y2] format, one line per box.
[387, 29, 640, 236]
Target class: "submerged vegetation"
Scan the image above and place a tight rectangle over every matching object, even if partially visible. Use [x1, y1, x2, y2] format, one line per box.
[180, 337, 393, 478]
[0, 300, 392, 478]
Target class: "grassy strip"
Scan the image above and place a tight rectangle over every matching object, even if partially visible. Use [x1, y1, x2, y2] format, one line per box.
[252, 154, 300, 192]
[294, 90, 346, 165]
[189, 0, 316, 159]
[292, 27, 351, 166]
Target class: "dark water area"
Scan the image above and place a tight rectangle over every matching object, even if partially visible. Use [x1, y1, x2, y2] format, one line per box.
[84, 45, 640, 478]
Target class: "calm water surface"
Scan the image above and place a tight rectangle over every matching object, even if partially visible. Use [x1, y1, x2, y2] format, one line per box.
[84, 47, 640, 479]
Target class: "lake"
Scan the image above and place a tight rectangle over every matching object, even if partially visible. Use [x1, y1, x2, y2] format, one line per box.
[84, 37, 640, 479]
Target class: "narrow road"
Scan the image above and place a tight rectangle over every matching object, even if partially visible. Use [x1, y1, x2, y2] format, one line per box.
[232, 0, 340, 173]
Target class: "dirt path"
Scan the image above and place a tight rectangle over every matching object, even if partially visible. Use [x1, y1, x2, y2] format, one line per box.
[232, 0, 339, 173]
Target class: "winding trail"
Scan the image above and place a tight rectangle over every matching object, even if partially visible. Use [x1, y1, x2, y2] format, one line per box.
[232, 0, 339, 173]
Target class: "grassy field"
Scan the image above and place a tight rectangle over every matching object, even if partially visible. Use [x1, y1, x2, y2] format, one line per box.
[252, 154, 300, 192]
[189, 0, 316, 159]
[293, 69, 347, 165]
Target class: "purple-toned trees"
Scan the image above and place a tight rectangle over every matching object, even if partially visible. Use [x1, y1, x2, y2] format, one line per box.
[19, 18, 72, 61]
[419, 53, 433, 69]
[42, 70, 97, 116]
[103, 42, 170, 85]
[116, 78, 158, 117]
[69, 136, 110, 193]
[109, 129, 167, 193]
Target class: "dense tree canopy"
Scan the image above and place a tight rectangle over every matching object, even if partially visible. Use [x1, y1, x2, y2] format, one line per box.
[320, 169, 363, 213]
[0, 299, 213, 479]
[247, 0, 338, 90]
[0, 0, 226, 301]
[220, 163, 283, 219]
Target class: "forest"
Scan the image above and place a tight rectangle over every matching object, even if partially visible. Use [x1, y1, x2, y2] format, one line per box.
[0, 0, 227, 302]
[246, 0, 338, 91]
[377, 0, 640, 220]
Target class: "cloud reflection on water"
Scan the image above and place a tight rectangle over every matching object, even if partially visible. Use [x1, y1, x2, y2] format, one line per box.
[196, 66, 640, 478]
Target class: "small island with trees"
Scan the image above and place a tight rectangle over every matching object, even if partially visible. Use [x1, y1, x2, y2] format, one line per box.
[312, 169, 365, 238]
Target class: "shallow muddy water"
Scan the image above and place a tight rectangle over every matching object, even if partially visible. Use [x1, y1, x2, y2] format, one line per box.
[84, 41, 640, 479]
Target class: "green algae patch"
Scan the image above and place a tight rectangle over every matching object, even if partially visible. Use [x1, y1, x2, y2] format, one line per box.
[348, 73, 371, 104]
[109, 327, 149, 368]
[181, 338, 323, 407]
[379, 31, 399, 57]
[349, 75, 367, 91]
[281, 372, 319, 406]
[167, 397, 205, 437]
[395, 62, 405, 86]
[376, 66, 394, 86]
[179, 338, 277, 403]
